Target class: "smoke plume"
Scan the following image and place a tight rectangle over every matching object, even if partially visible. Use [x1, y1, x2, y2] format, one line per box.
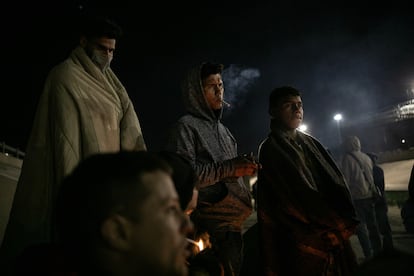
[222, 64, 260, 109]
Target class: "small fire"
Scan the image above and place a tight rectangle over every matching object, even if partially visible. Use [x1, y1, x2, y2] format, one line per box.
[186, 232, 211, 254]
[186, 238, 206, 252]
[197, 239, 205, 251]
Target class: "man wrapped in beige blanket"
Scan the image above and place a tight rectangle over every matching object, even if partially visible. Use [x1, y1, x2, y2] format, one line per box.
[0, 16, 147, 272]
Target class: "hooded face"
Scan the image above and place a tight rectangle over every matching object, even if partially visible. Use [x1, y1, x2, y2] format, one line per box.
[202, 73, 224, 110]
[344, 136, 361, 152]
[83, 37, 116, 71]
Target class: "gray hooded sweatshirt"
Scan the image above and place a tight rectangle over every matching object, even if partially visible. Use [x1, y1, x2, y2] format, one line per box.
[341, 136, 375, 200]
[165, 63, 252, 232]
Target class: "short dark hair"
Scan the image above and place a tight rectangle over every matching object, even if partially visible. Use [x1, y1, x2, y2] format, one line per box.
[80, 15, 123, 40]
[200, 62, 224, 80]
[54, 151, 171, 249]
[269, 86, 301, 114]
[156, 151, 198, 210]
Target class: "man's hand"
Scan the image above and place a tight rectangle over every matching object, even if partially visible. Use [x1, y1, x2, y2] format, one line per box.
[230, 154, 262, 177]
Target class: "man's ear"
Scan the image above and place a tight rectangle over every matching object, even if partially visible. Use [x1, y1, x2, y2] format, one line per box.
[101, 214, 132, 251]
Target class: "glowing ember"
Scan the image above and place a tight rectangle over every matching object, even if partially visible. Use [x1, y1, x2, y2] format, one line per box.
[186, 232, 211, 253]
[197, 239, 204, 251]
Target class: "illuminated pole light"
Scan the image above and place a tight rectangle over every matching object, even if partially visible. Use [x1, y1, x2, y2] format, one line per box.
[333, 113, 343, 121]
[333, 113, 343, 145]
[402, 139, 406, 144]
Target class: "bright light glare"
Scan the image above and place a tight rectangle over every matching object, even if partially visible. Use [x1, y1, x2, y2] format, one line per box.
[333, 114, 343, 121]
[298, 124, 308, 132]
[402, 139, 406, 144]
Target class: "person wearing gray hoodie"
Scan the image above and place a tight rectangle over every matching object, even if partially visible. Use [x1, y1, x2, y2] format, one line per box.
[165, 62, 259, 276]
[341, 135, 382, 260]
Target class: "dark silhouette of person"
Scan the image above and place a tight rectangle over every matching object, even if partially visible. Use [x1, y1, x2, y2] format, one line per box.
[367, 152, 394, 252]
[401, 164, 414, 234]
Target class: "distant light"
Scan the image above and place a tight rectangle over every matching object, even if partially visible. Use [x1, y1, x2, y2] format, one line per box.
[4, 153, 9, 156]
[298, 124, 308, 132]
[333, 113, 343, 121]
[402, 139, 406, 144]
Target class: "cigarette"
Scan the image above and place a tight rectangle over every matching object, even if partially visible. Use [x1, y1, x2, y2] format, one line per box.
[186, 238, 199, 246]
[222, 100, 231, 107]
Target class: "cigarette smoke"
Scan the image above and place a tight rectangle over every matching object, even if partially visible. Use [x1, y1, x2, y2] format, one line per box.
[222, 64, 260, 109]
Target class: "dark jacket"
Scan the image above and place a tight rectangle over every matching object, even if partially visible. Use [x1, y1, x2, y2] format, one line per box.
[257, 124, 358, 275]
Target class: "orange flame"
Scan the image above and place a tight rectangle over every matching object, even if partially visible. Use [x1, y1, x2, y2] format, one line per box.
[196, 239, 205, 251]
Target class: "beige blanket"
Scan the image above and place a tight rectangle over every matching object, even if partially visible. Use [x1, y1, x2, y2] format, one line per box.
[1, 46, 146, 265]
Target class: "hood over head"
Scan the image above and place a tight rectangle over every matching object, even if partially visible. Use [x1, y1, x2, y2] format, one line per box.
[343, 135, 361, 152]
[181, 62, 223, 122]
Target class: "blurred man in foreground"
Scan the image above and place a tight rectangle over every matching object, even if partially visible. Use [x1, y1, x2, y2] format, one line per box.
[53, 151, 192, 275]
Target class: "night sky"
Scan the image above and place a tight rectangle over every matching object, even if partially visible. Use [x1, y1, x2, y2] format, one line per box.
[2, 1, 414, 155]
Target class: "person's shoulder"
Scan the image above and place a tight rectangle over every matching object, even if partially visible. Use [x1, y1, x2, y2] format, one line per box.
[299, 131, 317, 141]
[259, 136, 270, 147]
[166, 115, 194, 132]
[258, 136, 275, 155]
[373, 164, 384, 171]
[47, 58, 78, 83]
[341, 153, 352, 161]
[300, 131, 326, 148]
[177, 114, 204, 125]
[359, 152, 373, 163]
[360, 151, 370, 158]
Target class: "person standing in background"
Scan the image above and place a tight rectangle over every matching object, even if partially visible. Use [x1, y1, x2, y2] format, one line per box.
[401, 164, 414, 234]
[367, 152, 394, 252]
[341, 136, 382, 260]
[165, 62, 259, 275]
[1, 15, 146, 273]
[409, 164, 414, 200]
